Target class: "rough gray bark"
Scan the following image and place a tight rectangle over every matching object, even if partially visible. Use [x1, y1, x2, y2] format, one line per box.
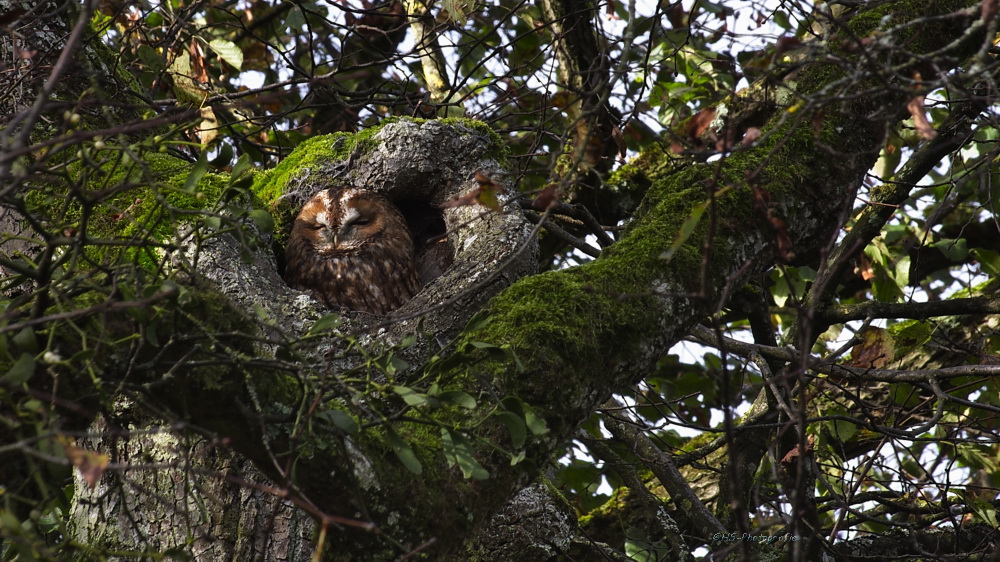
[71, 413, 316, 560]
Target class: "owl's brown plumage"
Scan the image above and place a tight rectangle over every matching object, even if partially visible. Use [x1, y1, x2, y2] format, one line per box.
[284, 187, 421, 314]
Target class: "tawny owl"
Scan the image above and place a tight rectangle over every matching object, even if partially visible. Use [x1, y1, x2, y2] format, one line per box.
[283, 187, 421, 315]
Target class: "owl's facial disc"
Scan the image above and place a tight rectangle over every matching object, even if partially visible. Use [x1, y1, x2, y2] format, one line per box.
[334, 205, 377, 248]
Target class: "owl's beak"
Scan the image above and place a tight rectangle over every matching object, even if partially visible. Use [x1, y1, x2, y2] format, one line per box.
[322, 227, 337, 247]
[333, 210, 360, 247]
[332, 224, 351, 247]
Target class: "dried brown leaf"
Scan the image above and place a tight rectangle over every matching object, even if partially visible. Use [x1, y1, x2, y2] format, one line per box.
[857, 254, 875, 281]
[60, 437, 110, 488]
[780, 435, 815, 468]
[611, 125, 626, 159]
[532, 184, 560, 210]
[189, 39, 209, 84]
[906, 95, 938, 140]
[850, 327, 895, 368]
[440, 188, 482, 209]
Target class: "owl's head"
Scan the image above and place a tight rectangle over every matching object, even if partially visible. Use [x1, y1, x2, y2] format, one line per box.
[292, 187, 409, 254]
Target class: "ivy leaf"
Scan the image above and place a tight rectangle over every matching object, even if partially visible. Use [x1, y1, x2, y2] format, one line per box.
[889, 320, 932, 357]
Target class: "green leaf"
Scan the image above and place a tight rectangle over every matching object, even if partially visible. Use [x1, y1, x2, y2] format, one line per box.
[870, 263, 903, 302]
[69, 348, 96, 363]
[771, 269, 791, 307]
[523, 404, 549, 436]
[510, 450, 526, 466]
[893, 255, 911, 288]
[5, 352, 35, 384]
[463, 310, 491, 333]
[972, 249, 1000, 276]
[389, 356, 410, 373]
[144, 323, 160, 347]
[441, 428, 489, 480]
[508, 346, 526, 373]
[661, 187, 734, 262]
[865, 238, 891, 266]
[494, 411, 527, 449]
[773, 10, 791, 30]
[12, 327, 37, 354]
[307, 313, 342, 335]
[393, 385, 428, 407]
[316, 410, 359, 436]
[660, 201, 706, 262]
[888, 320, 932, 356]
[285, 5, 305, 34]
[137, 44, 165, 72]
[248, 209, 274, 233]
[931, 238, 968, 262]
[184, 157, 209, 193]
[208, 38, 243, 70]
[387, 430, 422, 474]
[230, 153, 252, 182]
[829, 419, 857, 442]
[955, 443, 996, 471]
[771, 266, 813, 307]
[501, 396, 525, 414]
[499, 396, 545, 438]
[438, 390, 477, 410]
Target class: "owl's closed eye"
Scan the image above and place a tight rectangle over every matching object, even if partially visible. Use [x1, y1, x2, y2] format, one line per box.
[283, 187, 421, 314]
